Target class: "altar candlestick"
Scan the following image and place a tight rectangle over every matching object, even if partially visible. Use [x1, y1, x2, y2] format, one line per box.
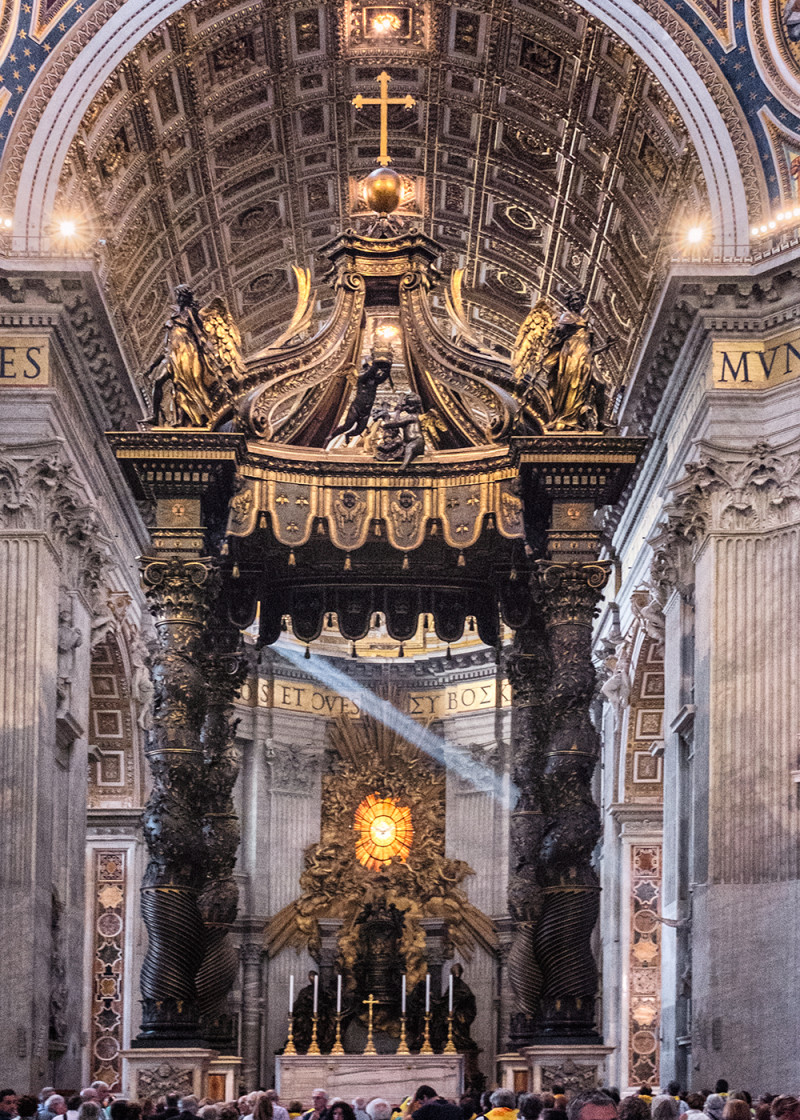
[449, 973, 453, 1013]
[337, 973, 342, 1014]
[425, 973, 430, 1013]
[289, 974, 294, 1010]
[401, 974, 406, 1014]
[313, 972, 319, 1014]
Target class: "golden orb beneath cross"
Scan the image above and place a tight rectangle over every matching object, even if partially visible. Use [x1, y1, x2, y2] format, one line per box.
[365, 166, 402, 214]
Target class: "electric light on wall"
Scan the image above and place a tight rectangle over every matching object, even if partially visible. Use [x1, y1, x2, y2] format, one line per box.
[751, 207, 800, 239]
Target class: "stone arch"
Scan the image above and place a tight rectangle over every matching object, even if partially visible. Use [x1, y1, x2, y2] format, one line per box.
[88, 630, 141, 809]
[4, 0, 759, 255]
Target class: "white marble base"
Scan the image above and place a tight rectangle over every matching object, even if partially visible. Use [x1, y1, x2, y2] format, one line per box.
[276, 1054, 464, 1106]
[519, 1044, 615, 1093]
[120, 1048, 218, 1100]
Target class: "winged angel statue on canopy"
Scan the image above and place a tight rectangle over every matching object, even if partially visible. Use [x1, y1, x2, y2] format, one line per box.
[512, 288, 614, 431]
[144, 284, 245, 427]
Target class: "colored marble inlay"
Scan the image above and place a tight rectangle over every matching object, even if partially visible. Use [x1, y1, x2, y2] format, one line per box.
[628, 844, 661, 1088]
[90, 849, 126, 1090]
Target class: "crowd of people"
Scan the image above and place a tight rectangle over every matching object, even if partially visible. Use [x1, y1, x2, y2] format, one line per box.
[2, 1078, 800, 1120]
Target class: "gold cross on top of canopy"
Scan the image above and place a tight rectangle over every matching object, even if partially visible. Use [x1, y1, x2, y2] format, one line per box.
[352, 70, 416, 166]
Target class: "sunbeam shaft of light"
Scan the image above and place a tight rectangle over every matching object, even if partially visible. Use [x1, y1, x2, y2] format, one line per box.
[275, 644, 519, 808]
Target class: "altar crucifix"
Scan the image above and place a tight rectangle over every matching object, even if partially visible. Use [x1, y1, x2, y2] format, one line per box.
[362, 993, 380, 1055]
[352, 70, 416, 166]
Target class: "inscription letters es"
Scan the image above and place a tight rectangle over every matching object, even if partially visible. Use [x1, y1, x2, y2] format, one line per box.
[0, 335, 49, 385]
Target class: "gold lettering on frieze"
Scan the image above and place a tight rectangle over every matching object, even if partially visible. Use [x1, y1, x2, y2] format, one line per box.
[0, 335, 50, 385]
[712, 329, 800, 389]
[247, 676, 512, 718]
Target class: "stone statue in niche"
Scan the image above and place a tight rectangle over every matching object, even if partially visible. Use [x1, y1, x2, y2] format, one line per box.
[513, 289, 615, 431]
[57, 598, 83, 716]
[144, 285, 244, 427]
[375, 393, 426, 467]
[328, 356, 394, 444]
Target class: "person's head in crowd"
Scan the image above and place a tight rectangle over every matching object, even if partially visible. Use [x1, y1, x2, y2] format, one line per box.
[165, 1100, 180, 1115]
[108, 1100, 127, 1120]
[78, 1104, 103, 1120]
[566, 1093, 617, 1120]
[714, 1090, 728, 1101]
[288, 1108, 303, 1119]
[480, 1097, 493, 1116]
[413, 1094, 438, 1111]
[40, 1093, 57, 1106]
[722, 1103, 749, 1120]
[128, 1105, 143, 1120]
[80, 1097, 98, 1108]
[353, 1104, 366, 1114]
[18, 1099, 39, 1120]
[45, 1099, 67, 1117]
[728, 1097, 750, 1110]
[199, 1107, 218, 1120]
[252, 1098, 272, 1120]
[770, 1100, 800, 1120]
[457, 1098, 478, 1120]
[619, 1095, 651, 1120]
[0, 1092, 17, 1119]
[686, 1100, 704, 1113]
[180, 1100, 199, 1117]
[601, 1095, 619, 1109]
[366, 1103, 392, 1120]
[541, 1100, 555, 1112]
[704, 1098, 726, 1120]
[518, 1096, 544, 1120]
[651, 1097, 679, 1120]
[327, 1103, 356, 1120]
[311, 1096, 328, 1118]
[489, 1093, 516, 1114]
[554, 1102, 567, 1115]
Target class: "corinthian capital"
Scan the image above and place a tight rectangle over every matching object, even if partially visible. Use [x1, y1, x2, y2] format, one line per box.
[535, 561, 611, 627]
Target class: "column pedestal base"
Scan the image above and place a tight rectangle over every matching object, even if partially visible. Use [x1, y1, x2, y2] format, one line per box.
[520, 1043, 615, 1092]
[120, 1047, 219, 1099]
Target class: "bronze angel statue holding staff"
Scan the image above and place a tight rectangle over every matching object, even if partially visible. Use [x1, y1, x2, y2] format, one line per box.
[144, 284, 245, 428]
[512, 288, 615, 431]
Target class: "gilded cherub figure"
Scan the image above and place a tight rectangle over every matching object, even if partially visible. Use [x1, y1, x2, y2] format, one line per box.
[144, 285, 244, 427]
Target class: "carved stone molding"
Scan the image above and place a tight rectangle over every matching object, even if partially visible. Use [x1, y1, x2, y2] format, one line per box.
[0, 445, 111, 594]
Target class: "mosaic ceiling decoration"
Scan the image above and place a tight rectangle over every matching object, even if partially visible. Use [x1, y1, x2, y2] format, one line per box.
[49, 0, 713, 387]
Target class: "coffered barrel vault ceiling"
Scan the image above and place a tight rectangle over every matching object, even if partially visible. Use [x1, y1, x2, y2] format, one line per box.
[56, 0, 706, 387]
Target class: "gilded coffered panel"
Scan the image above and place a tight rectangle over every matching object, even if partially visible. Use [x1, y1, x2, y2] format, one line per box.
[55, 0, 705, 389]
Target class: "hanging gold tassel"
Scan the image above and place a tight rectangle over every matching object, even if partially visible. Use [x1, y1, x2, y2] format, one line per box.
[446, 644, 452, 661]
[232, 563, 240, 579]
[509, 567, 517, 581]
[457, 551, 465, 567]
[398, 643, 405, 658]
[351, 642, 358, 659]
[402, 552, 409, 570]
[344, 554, 352, 571]
[288, 550, 296, 567]
[304, 644, 311, 660]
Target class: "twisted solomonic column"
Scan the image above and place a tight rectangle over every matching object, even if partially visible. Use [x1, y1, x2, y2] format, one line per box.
[138, 556, 219, 1042]
[505, 610, 550, 1046]
[196, 615, 248, 1044]
[533, 559, 610, 1038]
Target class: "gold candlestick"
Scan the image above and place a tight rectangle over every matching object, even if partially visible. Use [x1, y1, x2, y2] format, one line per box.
[284, 1012, 297, 1055]
[307, 1012, 321, 1055]
[362, 992, 379, 1055]
[396, 1013, 410, 1055]
[420, 1010, 433, 1054]
[331, 1010, 345, 1054]
[443, 1012, 457, 1054]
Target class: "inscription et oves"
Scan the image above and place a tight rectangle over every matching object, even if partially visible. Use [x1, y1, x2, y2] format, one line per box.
[712, 331, 800, 389]
[240, 676, 511, 718]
